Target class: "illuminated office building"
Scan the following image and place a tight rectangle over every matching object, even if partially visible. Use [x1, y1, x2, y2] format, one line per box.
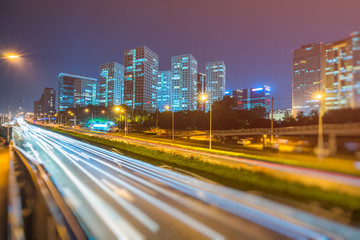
[171, 54, 198, 111]
[34, 87, 56, 120]
[242, 86, 271, 116]
[197, 73, 206, 110]
[292, 30, 360, 115]
[124, 46, 159, 112]
[58, 73, 97, 111]
[292, 43, 322, 117]
[205, 61, 226, 111]
[323, 31, 360, 111]
[232, 89, 243, 110]
[99, 62, 124, 107]
[157, 70, 172, 112]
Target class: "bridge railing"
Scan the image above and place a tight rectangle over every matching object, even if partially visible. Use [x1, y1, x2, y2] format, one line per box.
[211, 122, 360, 135]
[8, 143, 87, 240]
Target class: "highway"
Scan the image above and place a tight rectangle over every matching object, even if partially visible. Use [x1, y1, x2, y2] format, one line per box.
[70, 128, 360, 191]
[12, 119, 360, 239]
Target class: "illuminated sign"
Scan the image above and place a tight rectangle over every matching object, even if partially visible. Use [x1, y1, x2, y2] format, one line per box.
[252, 88, 263, 91]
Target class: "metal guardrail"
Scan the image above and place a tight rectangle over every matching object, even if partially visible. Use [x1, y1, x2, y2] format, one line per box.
[8, 143, 87, 240]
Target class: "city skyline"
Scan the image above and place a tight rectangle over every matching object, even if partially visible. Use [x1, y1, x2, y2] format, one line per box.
[1, 0, 360, 113]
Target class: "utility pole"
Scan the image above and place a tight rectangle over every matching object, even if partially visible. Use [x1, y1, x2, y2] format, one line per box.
[125, 110, 128, 136]
[318, 96, 324, 161]
[172, 111, 174, 141]
[7, 105, 11, 143]
[271, 97, 274, 143]
[209, 104, 212, 149]
[155, 110, 159, 134]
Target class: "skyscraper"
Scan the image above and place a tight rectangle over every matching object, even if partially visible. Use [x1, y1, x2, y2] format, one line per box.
[124, 46, 159, 112]
[157, 70, 172, 112]
[242, 86, 271, 116]
[41, 88, 56, 114]
[58, 73, 97, 111]
[292, 30, 360, 115]
[197, 73, 206, 110]
[34, 87, 56, 119]
[205, 61, 226, 111]
[171, 54, 198, 111]
[323, 31, 360, 111]
[232, 89, 243, 110]
[99, 62, 124, 107]
[292, 43, 322, 117]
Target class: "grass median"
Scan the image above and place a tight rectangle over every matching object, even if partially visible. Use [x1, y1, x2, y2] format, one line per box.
[51, 127, 360, 222]
[111, 133, 360, 177]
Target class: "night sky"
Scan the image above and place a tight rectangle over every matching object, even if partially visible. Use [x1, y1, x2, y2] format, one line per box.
[1, 0, 360, 113]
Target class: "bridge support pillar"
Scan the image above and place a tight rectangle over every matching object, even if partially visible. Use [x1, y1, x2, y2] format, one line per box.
[328, 133, 337, 156]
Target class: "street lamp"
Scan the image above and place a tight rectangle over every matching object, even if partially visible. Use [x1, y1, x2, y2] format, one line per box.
[68, 111, 77, 126]
[200, 94, 206, 111]
[316, 94, 324, 161]
[199, 94, 212, 149]
[165, 105, 174, 141]
[85, 108, 94, 128]
[115, 107, 127, 136]
[2, 53, 22, 143]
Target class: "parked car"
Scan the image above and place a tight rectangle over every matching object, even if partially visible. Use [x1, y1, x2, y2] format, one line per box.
[237, 139, 251, 145]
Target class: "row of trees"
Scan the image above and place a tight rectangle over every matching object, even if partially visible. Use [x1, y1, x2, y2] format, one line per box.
[57, 98, 360, 131]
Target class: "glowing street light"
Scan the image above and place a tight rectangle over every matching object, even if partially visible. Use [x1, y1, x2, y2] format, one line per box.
[114, 106, 127, 135]
[165, 105, 174, 141]
[85, 108, 94, 126]
[7, 55, 19, 59]
[199, 94, 212, 149]
[68, 111, 77, 126]
[2, 53, 21, 60]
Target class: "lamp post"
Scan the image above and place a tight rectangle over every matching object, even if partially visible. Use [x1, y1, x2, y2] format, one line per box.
[200, 94, 212, 149]
[48, 114, 51, 126]
[115, 107, 127, 136]
[2, 53, 21, 143]
[270, 97, 274, 143]
[68, 111, 76, 127]
[165, 105, 174, 141]
[316, 94, 324, 161]
[85, 108, 94, 129]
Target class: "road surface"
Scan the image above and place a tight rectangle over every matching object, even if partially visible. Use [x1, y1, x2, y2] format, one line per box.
[12, 120, 360, 239]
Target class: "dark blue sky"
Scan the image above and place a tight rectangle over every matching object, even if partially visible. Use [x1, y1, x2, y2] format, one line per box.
[1, 0, 360, 113]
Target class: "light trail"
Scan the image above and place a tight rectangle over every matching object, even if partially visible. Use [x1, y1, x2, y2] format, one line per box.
[13, 119, 360, 239]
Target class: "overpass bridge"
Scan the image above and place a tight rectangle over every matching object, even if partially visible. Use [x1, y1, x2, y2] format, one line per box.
[173, 123, 360, 155]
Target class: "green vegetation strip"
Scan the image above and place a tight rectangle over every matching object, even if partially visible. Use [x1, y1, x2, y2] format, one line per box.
[51, 127, 360, 217]
[117, 134, 360, 176]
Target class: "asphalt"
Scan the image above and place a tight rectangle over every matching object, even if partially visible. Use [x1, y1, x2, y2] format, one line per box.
[13, 120, 360, 239]
[64, 127, 360, 196]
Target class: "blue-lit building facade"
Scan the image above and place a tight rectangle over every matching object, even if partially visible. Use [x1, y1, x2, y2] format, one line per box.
[157, 70, 172, 112]
[58, 73, 97, 112]
[292, 43, 322, 116]
[99, 62, 124, 107]
[171, 54, 198, 111]
[124, 46, 159, 112]
[241, 86, 271, 117]
[205, 61, 226, 111]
